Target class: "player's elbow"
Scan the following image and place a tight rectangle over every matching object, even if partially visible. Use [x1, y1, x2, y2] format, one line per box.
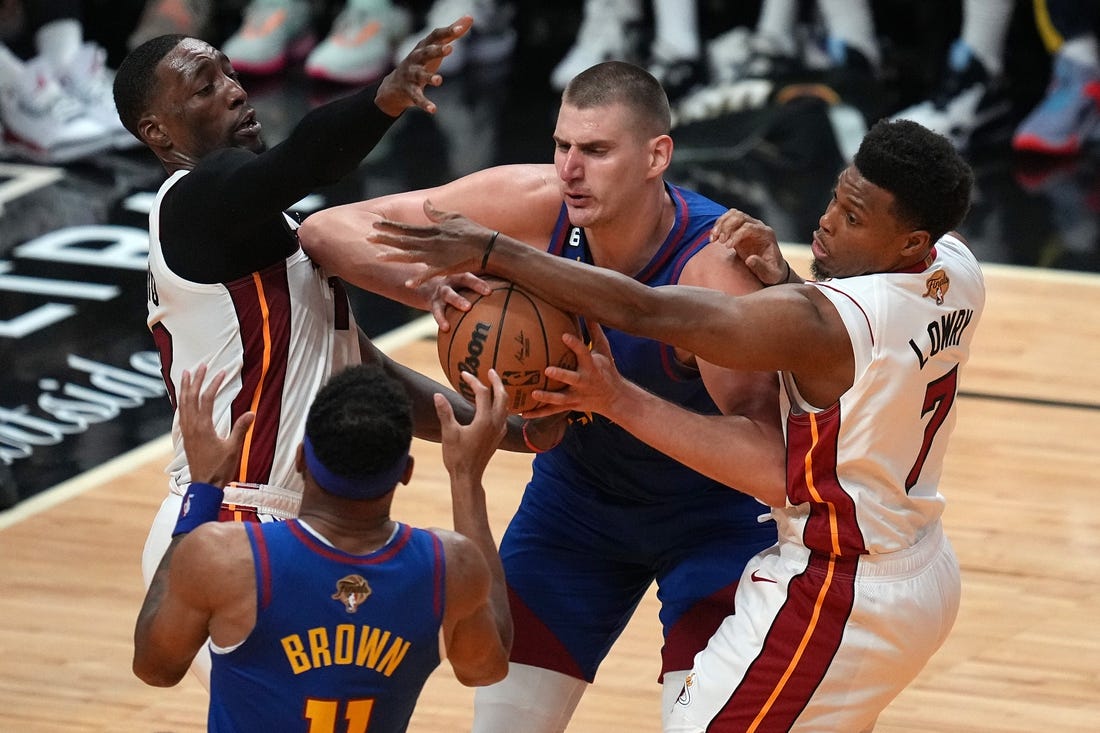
[132, 655, 187, 687]
[453, 652, 510, 687]
[297, 212, 338, 267]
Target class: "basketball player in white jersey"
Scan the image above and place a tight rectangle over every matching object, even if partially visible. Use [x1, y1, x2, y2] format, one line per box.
[366, 117, 984, 731]
[112, 18, 530, 687]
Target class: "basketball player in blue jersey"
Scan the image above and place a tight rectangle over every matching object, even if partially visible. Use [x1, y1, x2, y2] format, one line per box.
[134, 360, 513, 731]
[113, 18, 533, 687]
[365, 118, 983, 732]
[298, 61, 781, 731]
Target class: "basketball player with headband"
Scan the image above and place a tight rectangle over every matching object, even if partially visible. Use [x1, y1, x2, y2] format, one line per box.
[134, 362, 514, 730]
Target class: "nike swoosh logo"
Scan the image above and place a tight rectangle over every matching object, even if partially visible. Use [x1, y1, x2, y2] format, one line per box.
[750, 570, 777, 583]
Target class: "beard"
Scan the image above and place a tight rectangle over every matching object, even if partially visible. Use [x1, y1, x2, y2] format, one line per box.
[809, 259, 831, 281]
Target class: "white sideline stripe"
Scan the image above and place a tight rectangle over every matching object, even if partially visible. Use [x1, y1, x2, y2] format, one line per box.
[0, 434, 172, 531]
[0, 314, 438, 531]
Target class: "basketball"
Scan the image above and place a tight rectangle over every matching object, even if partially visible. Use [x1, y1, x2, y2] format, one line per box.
[438, 278, 581, 414]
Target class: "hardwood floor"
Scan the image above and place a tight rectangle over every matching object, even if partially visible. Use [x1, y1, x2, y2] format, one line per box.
[2, 248, 1098, 732]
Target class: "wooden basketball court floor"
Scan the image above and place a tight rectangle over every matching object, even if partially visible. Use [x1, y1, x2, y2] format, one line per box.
[1, 247, 1098, 732]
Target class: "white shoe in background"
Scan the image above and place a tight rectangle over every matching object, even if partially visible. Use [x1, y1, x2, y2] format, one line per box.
[0, 56, 113, 164]
[305, 0, 411, 85]
[394, 0, 516, 76]
[55, 43, 139, 149]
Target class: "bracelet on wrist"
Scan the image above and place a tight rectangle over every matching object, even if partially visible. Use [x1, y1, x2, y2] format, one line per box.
[481, 230, 500, 271]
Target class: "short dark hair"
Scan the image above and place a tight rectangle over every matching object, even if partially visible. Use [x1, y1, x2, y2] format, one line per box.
[563, 61, 671, 137]
[853, 118, 974, 243]
[305, 364, 413, 479]
[113, 34, 187, 139]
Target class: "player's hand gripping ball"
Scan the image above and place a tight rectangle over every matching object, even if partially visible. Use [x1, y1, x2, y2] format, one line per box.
[438, 278, 581, 414]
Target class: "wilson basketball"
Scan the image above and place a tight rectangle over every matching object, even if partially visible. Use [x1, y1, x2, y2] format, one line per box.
[439, 278, 581, 414]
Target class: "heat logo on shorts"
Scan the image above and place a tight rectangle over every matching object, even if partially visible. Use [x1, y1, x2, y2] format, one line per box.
[676, 673, 694, 706]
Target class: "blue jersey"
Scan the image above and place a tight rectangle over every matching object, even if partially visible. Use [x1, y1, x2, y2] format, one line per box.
[537, 182, 760, 508]
[208, 520, 445, 733]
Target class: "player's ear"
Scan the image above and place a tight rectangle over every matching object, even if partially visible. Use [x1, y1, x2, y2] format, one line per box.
[139, 114, 171, 149]
[649, 134, 673, 178]
[900, 229, 932, 258]
[400, 455, 414, 485]
[295, 442, 305, 475]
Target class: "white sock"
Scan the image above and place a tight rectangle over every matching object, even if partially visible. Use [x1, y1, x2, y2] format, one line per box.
[472, 663, 587, 733]
[817, 0, 880, 68]
[36, 18, 83, 73]
[754, 0, 799, 58]
[651, 0, 700, 61]
[959, 0, 1013, 77]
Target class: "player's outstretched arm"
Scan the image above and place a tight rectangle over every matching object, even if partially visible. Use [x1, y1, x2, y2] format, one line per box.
[375, 16, 472, 117]
[370, 200, 845, 380]
[434, 371, 512, 686]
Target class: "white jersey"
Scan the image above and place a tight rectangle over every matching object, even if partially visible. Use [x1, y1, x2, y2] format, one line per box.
[775, 233, 985, 555]
[667, 235, 980, 732]
[146, 169, 362, 502]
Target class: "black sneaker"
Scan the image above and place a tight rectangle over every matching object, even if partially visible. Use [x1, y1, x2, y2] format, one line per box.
[891, 39, 1012, 150]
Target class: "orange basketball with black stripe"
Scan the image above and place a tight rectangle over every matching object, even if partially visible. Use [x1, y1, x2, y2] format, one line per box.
[438, 278, 581, 414]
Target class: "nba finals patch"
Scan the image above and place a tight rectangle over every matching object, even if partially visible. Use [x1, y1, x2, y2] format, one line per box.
[332, 574, 372, 613]
[923, 270, 950, 305]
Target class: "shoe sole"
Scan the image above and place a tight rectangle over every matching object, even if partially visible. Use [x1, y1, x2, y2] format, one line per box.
[2, 128, 114, 164]
[231, 33, 317, 75]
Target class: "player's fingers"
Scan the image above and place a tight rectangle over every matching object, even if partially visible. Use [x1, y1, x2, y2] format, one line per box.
[485, 368, 509, 425]
[228, 411, 256, 447]
[431, 300, 452, 332]
[200, 369, 227, 414]
[441, 287, 472, 313]
[433, 392, 457, 432]
[451, 271, 493, 297]
[586, 323, 612, 357]
[460, 369, 489, 409]
[520, 401, 570, 419]
[426, 16, 472, 44]
[527, 388, 576, 409]
[179, 367, 195, 408]
[542, 365, 580, 386]
[560, 331, 592, 361]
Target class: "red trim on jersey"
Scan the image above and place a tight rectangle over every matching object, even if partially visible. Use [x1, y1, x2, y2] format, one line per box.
[507, 586, 588, 681]
[657, 229, 714, 382]
[816, 282, 874, 347]
[430, 532, 445, 621]
[150, 322, 176, 408]
[785, 406, 867, 556]
[637, 185, 691, 282]
[247, 523, 273, 610]
[710, 553, 857, 731]
[287, 520, 414, 565]
[227, 262, 292, 484]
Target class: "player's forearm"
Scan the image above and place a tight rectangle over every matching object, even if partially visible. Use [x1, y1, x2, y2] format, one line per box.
[133, 538, 191, 687]
[483, 235, 693, 346]
[606, 378, 787, 507]
[300, 206, 436, 308]
[449, 476, 512, 652]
